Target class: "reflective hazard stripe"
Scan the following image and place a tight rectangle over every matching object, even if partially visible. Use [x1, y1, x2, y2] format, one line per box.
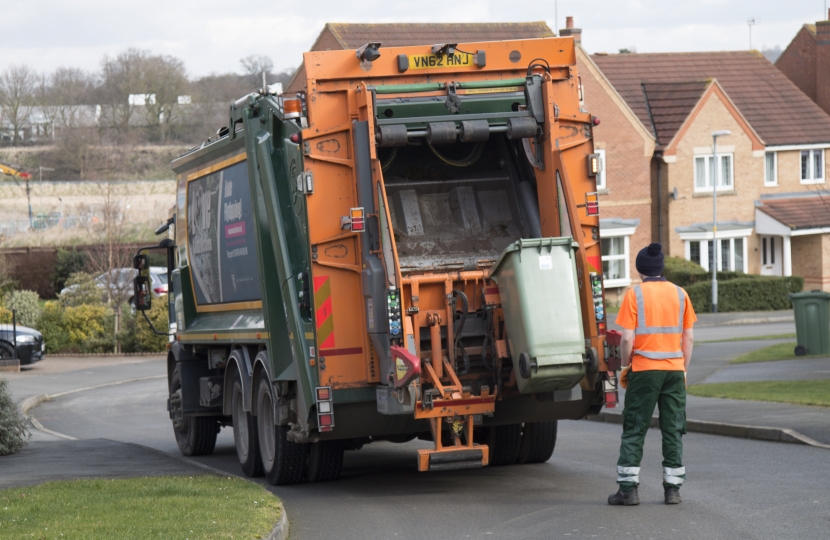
[633, 284, 685, 359]
[617, 465, 640, 484]
[633, 349, 684, 359]
[664, 466, 685, 485]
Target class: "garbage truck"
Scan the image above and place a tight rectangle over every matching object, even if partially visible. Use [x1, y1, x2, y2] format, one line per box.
[133, 36, 621, 484]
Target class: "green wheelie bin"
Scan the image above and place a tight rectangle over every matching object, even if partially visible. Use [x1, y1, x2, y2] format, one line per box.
[790, 290, 830, 356]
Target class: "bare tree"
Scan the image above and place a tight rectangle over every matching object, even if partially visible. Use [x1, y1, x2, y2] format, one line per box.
[80, 180, 133, 352]
[138, 54, 189, 142]
[0, 65, 37, 145]
[98, 49, 146, 137]
[240, 55, 273, 87]
[38, 67, 93, 137]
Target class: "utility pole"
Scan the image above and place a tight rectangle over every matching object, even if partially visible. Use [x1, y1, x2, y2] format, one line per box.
[711, 130, 731, 313]
[748, 18, 755, 50]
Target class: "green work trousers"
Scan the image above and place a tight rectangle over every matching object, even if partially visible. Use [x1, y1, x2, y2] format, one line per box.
[616, 369, 687, 492]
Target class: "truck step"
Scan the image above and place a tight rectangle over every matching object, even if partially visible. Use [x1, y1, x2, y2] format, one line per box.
[417, 445, 489, 472]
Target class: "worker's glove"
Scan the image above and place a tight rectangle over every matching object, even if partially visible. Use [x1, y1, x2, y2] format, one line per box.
[619, 366, 630, 390]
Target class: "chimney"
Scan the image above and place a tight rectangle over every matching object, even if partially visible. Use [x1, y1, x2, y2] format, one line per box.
[559, 16, 582, 45]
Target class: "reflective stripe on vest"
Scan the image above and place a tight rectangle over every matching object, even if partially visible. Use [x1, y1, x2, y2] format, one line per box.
[632, 284, 685, 360]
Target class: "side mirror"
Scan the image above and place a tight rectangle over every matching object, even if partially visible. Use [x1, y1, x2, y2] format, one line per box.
[133, 254, 148, 270]
[134, 275, 151, 311]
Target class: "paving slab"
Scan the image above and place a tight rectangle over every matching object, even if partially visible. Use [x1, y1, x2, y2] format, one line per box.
[0, 439, 208, 489]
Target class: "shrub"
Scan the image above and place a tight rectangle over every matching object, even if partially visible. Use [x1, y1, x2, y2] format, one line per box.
[37, 301, 114, 354]
[59, 272, 102, 307]
[4, 289, 41, 327]
[685, 276, 804, 313]
[120, 298, 169, 353]
[53, 248, 89, 293]
[0, 378, 28, 456]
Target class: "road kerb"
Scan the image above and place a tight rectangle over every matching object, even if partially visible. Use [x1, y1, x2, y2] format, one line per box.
[590, 411, 830, 450]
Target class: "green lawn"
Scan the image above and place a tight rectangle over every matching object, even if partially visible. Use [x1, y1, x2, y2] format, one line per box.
[0, 475, 280, 539]
[688, 379, 830, 407]
[730, 341, 826, 364]
[699, 333, 796, 344]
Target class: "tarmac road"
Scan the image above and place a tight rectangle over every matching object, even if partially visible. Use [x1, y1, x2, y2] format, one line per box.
[35, 375, 830, 540]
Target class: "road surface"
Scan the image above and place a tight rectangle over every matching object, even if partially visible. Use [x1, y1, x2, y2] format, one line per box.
[34, 360, 830, 540]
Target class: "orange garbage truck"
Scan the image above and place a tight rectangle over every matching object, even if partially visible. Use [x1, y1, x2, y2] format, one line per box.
[133, 36, 621, 484]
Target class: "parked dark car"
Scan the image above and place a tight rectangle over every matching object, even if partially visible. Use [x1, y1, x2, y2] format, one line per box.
[0, 324, 45, 365]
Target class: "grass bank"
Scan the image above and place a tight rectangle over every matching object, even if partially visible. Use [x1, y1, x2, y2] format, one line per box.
[698, 333, 796, 344]
[0, 475, 280, 539]
[688, 379, 830, 407]
[729, 341, 826, 364]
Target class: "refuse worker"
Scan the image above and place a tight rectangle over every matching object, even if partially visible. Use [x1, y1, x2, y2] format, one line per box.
[607, 242, 696, 506]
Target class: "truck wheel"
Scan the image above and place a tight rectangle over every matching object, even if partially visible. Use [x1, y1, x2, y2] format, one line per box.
[306, 440, 345, 482]
[170, 365, 218, 456]
[255, 375, 306, 485]
[232, 370, 264, 477]
[515, 421, 557, 464]
[486, 424, 522, 466]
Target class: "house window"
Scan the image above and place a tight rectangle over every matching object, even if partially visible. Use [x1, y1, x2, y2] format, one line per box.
[694, 154, 734, 192]
[685, 237, 748, 273]
[801, 150, 825, 184]
[601, 235, 629, 287]
[596, 149, 606, 190]
[764, 152, 777, 186]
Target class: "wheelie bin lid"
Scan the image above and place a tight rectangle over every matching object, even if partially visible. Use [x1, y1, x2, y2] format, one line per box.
[790, 290, 830, 300]
[488, 237, 579, 279]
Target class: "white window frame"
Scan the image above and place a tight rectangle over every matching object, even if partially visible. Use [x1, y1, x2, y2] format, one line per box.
[595, 148, 606, 190]
[764, 151, 777, 186]
[694, 153, 734, 193]
[682, 231, 750, 274]
[800, 149, 825, 185]
[600, 227, 633, 288]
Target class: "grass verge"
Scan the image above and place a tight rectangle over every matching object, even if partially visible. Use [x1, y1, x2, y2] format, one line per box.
[0, 475, 280, 539]
[729, 341, 826, 364]
[698, 333, 796, 344]
[688, 379, 830, 407]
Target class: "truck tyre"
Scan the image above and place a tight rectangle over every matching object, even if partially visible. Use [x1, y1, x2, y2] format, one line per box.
[486, 424, 522, 466]
[232, 370, 264, 477]
[255, 375, 307, 485]
[515, 421, 557, 464]
[170, 365, 218, 456]
[306, 440, 345, 482]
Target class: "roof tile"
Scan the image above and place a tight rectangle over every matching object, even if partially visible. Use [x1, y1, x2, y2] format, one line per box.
[592, 51, 830, 146]
[758, 196, 830, 229]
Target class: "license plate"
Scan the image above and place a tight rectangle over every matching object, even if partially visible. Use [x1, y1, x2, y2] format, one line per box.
[408, 52, 475, 70]
[41, 343, 45, 352]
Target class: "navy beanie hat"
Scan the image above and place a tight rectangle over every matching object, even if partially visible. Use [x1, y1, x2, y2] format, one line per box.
[636, 243, 664, 276]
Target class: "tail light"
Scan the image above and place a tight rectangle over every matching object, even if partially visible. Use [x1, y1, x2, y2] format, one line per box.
[153, 287, 167, 295]
[316, 386, 334, 432]
[585, 192, 599, 216]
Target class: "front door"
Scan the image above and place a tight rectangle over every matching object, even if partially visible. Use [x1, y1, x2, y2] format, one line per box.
[760, 236, 782, 276]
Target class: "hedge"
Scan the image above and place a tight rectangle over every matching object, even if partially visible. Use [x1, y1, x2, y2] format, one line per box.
[684, 276, 804, 313]
[664, 256, 763, 288]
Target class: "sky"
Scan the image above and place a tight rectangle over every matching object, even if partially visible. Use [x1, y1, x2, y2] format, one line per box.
[1, 0, 828, 78]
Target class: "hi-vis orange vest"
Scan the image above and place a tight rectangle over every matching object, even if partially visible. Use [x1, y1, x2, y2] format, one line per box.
[616, 277, 697, 371]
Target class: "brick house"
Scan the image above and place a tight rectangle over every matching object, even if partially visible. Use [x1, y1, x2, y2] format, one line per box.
[775, 10, 830, 117]
[562, 19, 656, 302]
[285, 22, 554, 94]
[588, 49, 830, 291]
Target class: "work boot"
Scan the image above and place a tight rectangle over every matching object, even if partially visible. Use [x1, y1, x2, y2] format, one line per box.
[608, 488, 640, 506]
[664, 487, 681, 504]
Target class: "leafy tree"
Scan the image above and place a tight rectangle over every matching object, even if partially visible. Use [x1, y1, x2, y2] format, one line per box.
[0, 378, 28, 456]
